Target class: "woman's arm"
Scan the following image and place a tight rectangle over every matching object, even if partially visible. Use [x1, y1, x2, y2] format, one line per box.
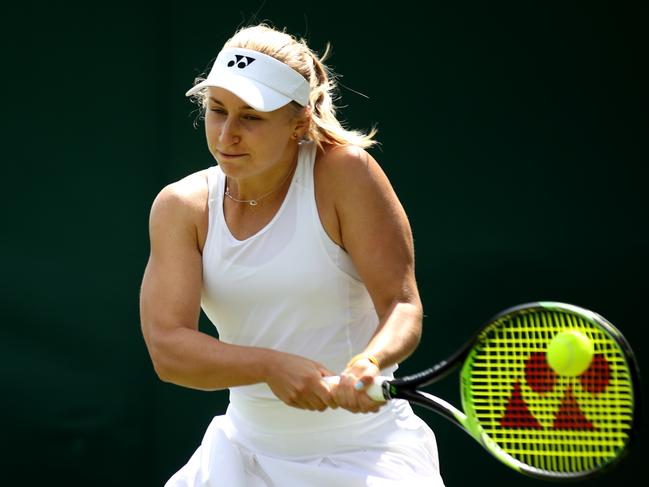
[139, 176, 336, 410]
[319, 146, 423, 412]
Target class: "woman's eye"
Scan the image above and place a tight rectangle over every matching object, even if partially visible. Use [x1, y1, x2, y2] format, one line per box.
[243, 115, 261, 121]
[210, 108, 226, 114]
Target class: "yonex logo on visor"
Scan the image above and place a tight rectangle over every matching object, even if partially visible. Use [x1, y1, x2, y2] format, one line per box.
[228, 55, 256, 69]
[185, 47, 310, 112]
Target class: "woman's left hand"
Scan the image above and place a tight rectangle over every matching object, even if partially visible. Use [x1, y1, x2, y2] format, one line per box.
[330, 358, 383, 413]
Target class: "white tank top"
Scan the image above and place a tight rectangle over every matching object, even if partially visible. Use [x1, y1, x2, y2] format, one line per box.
[201, 141, 396, 411]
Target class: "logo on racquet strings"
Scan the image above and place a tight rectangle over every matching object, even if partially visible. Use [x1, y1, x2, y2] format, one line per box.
[227, 55, 256, 69]
[500, 352, 611, 430]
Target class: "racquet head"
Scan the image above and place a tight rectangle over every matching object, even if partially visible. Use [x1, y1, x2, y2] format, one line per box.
[460, 301, 640, 480]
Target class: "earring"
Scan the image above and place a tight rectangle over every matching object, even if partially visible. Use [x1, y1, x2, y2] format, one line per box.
[292, 132, 299, 140]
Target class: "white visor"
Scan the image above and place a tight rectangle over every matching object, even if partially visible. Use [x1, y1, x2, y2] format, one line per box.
[185, 47, 310, 112]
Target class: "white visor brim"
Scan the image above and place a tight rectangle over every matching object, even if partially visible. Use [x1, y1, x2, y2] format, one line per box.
[185, 48, 310, 112]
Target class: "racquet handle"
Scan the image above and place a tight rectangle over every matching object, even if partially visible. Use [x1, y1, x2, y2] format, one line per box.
[323, 376, 389, 402]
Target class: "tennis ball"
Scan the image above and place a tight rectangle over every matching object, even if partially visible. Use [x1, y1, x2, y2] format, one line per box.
[546, 330, 594, 377]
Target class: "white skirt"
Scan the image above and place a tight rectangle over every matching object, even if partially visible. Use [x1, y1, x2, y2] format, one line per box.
[165, 398, 444, 487]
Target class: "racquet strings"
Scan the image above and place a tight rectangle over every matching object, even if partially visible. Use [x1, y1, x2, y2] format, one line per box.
[463, 308, 634, 474]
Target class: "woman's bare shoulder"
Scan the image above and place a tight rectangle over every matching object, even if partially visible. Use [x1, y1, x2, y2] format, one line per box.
[318, 144, 373, 168]
[316, 144, 390, 199]
[149, 168, 211, 226]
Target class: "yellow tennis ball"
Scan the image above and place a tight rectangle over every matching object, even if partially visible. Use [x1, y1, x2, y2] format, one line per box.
[546, 330, 594, 377]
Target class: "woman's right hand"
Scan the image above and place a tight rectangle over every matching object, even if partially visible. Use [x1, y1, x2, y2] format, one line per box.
[265, 352, 338, 411]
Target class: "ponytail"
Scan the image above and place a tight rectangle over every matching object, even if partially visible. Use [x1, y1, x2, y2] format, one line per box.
[304, 43, 377, 149]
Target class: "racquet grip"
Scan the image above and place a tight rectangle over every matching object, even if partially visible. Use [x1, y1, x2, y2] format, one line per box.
[323, 376, 389, 402]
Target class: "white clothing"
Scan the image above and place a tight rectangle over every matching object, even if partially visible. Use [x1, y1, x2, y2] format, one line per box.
[201, 140, 396, 406]
[166, 141, 444, 486]
[166, 401, 442, 486]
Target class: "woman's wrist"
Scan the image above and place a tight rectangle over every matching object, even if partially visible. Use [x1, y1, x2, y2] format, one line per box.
[346, 353, 380, 370]
[255, 347, 279, 384]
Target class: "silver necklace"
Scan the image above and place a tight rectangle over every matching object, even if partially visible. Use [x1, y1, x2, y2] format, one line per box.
[225, 163, 296, 207]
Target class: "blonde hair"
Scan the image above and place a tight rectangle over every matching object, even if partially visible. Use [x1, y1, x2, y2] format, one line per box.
[190, 24, 377, 149]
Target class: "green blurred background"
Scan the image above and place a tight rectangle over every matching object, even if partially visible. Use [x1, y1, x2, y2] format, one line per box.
[2, 1, 647, 485]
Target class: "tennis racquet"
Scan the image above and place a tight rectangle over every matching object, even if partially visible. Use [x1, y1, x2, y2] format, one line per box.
[330, 301, 640, 481]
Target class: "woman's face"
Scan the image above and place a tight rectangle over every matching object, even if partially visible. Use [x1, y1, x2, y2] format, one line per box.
[204, 87, 302, 180]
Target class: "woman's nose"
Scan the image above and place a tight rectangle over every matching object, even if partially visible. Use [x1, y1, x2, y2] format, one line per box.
[219, 116, 241, 145]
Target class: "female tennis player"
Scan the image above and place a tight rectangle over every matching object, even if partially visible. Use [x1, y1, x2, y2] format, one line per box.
[140, 23, 444, 486]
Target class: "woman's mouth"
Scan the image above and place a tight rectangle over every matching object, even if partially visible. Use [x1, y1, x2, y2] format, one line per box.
[217, 150, 247, 160]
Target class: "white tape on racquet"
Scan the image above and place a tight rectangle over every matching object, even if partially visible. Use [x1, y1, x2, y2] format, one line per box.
[323, 376, 389, 402]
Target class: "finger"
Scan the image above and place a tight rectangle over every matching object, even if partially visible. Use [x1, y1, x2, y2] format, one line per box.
[318, 365, 337, 377]
[309, 380, 334, 411]
[352, 375, 383, 412]
[353, 375, 375, 392]
[284, 386, 327, 411]
[356, 393, 382, 413]
[317, 379, 338, 409]
[340, 374, 363, 411]
[323, 389, 339, 409]
[331, 374, 350, 406]
[289, 398, 320, 411]
[308, 396, 328, 411]
[341, 373, 358, 399]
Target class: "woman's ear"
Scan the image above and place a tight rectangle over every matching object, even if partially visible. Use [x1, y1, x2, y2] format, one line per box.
[292, 105, 312, 139]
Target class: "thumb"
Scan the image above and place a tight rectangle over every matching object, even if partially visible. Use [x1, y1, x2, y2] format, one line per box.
[354, 374, 375, 392]
[318, 365, 336, 378]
